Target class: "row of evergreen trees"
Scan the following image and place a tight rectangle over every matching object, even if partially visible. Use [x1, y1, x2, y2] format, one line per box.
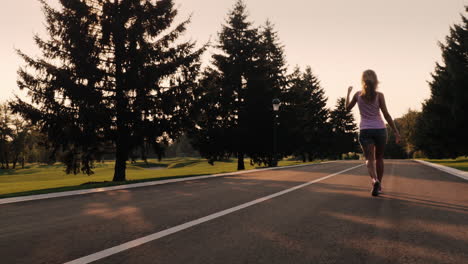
[414, 10, 467, 158]
[188, 2, 358, 169]
[382, 8, 467, 159]
[10, 0, 358, 181]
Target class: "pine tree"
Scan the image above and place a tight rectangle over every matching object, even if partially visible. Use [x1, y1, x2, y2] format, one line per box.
[329, 98, 358, 159]
[416, 11, 467, 158]
[279, 67, 303, 158]
[285, 67, 330, 161]
[257, 20, 287, 98]
[10, 0, 204, 181]
[245, 20, 288, 167]
[216, 0, 260, 170]
[190, 2, 290, 168]
[191, 0, 259, 170]
[188, 68, 231, 164]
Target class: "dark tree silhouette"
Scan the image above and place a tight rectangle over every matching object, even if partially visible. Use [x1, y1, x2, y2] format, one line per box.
[245, 20, 288, 167]
[10, 0, 204, 181]
[415, 11, 467, 158]
[283, 67, 330, 161]
[190, 0, 259, 170]
[386, 110, 427, 160]
[385, 122, 406, 159]
[329, 98, 358, 159]
[191, 1, 291, 168]
[258, 20, 288, 95]
[189, 68, 231, 164]
[395, 109, 420, 158]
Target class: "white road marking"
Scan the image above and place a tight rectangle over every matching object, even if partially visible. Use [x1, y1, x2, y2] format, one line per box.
[414, 160, 468, 181]
[64, 163, 363, 264]
[0, 161, 336, 205]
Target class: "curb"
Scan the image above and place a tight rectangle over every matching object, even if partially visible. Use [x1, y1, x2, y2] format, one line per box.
[0, 161, 336, 205]
[414, 159, 468, 181]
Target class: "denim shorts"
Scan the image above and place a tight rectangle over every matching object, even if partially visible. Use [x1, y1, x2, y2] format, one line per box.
[359, 129, 387, 147]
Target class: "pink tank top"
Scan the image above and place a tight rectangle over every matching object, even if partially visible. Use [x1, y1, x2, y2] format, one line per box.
[357, 91, 386, 130]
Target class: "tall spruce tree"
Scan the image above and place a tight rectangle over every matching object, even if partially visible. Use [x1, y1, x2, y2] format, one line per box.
[257, 20, 287, 97]
[329, 97, 358, 159]
[285, 67, 329, 161]
[245, 20, 288, 167]
[415, 11, 467, 158]
[189, 68, 231, 164]
[191, 0, 259, 170]
[191, 2, 290, 168]
[11, 0, 204, 181]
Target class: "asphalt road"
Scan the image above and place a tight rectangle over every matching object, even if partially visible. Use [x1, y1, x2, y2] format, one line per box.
[1, 160, 467, 264]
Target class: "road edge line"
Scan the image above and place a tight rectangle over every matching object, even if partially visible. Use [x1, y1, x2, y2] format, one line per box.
[0, 161, 337, 205]
[414, 159, 468, 181]
[63, 163, 363, 264]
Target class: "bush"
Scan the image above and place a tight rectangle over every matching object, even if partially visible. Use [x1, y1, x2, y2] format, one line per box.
[413, 151, 427, 159]
[343, 152, 360, 160]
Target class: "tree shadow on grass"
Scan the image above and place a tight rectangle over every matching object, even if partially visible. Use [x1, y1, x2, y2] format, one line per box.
[132, 162, 169, 169]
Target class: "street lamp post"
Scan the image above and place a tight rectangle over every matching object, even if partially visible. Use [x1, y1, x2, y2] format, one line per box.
[272, 98, 281, 167]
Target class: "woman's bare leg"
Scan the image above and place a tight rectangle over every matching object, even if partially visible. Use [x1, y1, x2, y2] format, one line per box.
[362, 144, 378, 182]
[375, 143, 385, 184]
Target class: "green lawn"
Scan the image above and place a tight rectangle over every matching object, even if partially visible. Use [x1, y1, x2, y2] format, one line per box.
[424, 157, 468, 172]
[0, 158, 318, 198]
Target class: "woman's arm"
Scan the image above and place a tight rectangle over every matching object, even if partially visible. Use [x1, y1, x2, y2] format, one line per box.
[345, 86, 358, 111]
[378, 93, 400, 144]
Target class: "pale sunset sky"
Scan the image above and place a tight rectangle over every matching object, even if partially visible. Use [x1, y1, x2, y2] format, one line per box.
[0, 0, 466, 118]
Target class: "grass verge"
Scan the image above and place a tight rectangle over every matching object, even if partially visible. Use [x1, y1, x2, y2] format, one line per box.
[423, 157, 468, 172]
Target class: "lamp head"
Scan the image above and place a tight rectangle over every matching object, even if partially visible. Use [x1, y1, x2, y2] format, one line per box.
[272, 98, 281, 111]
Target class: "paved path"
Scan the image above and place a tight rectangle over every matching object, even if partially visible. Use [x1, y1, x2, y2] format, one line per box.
[1, 160, 467, 264]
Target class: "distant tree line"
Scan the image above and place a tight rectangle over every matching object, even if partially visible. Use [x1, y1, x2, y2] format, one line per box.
[0, 104, 53, 169]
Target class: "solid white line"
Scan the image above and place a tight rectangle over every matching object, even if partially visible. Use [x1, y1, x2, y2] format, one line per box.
[414, 159, 468, 181]
[0, 161, 336, 205]
[64, 163, 363, 264]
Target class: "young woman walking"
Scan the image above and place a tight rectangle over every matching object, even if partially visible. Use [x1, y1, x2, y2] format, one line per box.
[346, 70, 400, 196]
